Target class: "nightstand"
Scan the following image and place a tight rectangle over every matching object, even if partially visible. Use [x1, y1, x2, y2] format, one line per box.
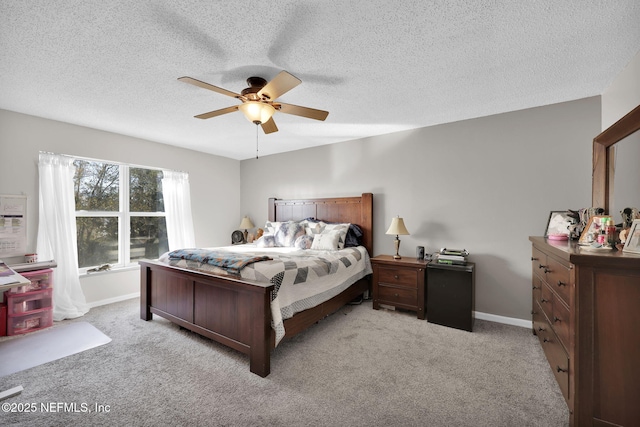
[371, 255, 428, 319]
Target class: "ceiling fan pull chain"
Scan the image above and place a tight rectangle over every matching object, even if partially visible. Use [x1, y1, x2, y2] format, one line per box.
[256, 123, 259, 159]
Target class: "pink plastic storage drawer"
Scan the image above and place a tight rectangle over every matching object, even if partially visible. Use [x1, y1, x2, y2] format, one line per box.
[6, 268, 53, 294]
[7, 309, 53, 335]
[6, 289, 53, 316]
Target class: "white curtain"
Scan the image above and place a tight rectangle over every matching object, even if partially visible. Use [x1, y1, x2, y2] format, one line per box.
[37, 153, 89, 321]
[162, 170, 196, 250]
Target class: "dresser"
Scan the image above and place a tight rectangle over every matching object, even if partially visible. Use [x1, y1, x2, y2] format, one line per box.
[530, 236, 640, 427]
[371, 255, 427, 319]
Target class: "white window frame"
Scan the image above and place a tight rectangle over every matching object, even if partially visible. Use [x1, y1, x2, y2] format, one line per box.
[75, 160, 166, 274]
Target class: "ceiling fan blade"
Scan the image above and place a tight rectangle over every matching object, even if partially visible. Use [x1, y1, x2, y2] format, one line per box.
[194, 105, 239, 119]
[278, 103, 329, 121]
[261, 117, 278, 134]
[257, 71, 301, 100]
[178, 76, 240, 98]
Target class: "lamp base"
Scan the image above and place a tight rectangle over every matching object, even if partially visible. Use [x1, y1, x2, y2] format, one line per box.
[393, 236, 401, 259]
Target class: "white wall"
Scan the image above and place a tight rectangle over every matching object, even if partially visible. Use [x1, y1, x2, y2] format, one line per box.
[0, 109, 240, 304]
[240, 98, 600, 321]
[602, 50, 640, 128]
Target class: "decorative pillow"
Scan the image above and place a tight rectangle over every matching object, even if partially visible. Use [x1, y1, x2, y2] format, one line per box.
[263, 221, 282, 236]
[306, 221, 350, 249]
[293, 234, 314, 250]
[305, 221, 326, 237]
[311, 231, 340, 251]
[256, 235, 277, 248]
[274, 221, 305, 247]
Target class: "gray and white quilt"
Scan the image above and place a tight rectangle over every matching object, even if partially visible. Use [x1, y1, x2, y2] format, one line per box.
[160, 244, 372, 345]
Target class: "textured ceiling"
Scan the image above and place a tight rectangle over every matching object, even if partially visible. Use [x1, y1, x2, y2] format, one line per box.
[1, 1, 639, 160]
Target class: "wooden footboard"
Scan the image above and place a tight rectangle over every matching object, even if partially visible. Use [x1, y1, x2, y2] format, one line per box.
[140, 259, 369, 376]
[140, 259, 274, 377]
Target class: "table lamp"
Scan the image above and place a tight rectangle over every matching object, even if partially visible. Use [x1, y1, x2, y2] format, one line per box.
[386, 216, 410, 259]
[239, 216, 255, 243]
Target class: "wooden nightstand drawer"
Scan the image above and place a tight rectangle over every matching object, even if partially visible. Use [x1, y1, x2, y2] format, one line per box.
[378, 267, 418, 288]
[378, 284, 417, 307]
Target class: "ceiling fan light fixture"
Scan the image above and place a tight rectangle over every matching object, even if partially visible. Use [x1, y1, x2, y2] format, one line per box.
[238, 101, 275, 124]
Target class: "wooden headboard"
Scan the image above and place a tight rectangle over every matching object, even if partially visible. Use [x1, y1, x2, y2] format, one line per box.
[268, 193, 373, 255]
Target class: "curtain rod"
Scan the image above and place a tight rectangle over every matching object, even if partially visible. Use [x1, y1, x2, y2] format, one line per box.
[38, 151, 187, 174]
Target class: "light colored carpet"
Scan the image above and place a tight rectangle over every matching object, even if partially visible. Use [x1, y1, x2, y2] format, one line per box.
[0, 297, 569, 426]
[0, 321, 111, 377]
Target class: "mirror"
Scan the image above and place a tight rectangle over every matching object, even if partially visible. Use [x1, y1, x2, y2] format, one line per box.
[592, 104, 640, 223]
[610, 132, 640, 221]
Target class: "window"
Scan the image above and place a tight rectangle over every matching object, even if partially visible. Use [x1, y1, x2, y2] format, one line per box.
[73, 159, 169, 271]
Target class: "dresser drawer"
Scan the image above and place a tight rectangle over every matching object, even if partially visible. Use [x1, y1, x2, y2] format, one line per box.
[540, 283, 554, 322]
[378, 284, 417, 307]
[546, 256, 571, 306]
[378, 267, 419, 288]
[531, 247, 547, 279]
[538, 325, 570, 403]
[532, 276, 543, 307]
[533, 301, 550, 335]
[552, 298, 570, 352]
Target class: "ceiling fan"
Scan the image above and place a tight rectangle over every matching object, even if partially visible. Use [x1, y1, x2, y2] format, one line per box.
[178, 70, 329, 134]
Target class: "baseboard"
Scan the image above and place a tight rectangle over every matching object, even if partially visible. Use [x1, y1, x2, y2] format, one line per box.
[87, 292, 140, 309]
[474, 311, 532, 329]
[85, 293, 532, 329]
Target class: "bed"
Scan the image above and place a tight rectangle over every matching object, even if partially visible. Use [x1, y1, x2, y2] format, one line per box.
[139, 193, 373, 377]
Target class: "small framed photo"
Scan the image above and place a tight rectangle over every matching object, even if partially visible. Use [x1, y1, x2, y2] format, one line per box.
[622, 219, 640, 254]
[579, 215, 612, 244]
[545, 211, 573, 237]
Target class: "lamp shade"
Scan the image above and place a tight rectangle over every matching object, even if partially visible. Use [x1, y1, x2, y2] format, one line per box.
[239, 216, 254, 229]
[238, 101, 275, 124]
[386, 216, 410, 235]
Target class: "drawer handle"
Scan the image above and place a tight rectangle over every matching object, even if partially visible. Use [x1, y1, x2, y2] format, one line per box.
[537, 326, 546, 332]
[556, 366, 567, 373]
[531, 257, 539, 261]
[557, 280, 566, 287]
[538, 264, 547, 269]
[394, 275, 399, 279]
[532, 285, 540, 290]
[541, 298, 549, 303]
[543, 337, 551, 343]
[394, 293, 399, 297]
[553, 316, 561, 323]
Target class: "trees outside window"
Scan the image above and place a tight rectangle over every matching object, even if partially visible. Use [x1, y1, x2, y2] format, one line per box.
[73, 160, 168, 270]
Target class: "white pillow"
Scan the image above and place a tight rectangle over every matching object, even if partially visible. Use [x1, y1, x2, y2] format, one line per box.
[305, 221, 350, 249]
[311, 231, 340, 251]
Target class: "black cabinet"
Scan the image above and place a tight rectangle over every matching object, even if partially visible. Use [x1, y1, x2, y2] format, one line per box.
[426, 262, 475, 331]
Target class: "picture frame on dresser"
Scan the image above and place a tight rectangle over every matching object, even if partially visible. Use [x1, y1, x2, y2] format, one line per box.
[578, 215, 611, 244]
[622, 219, 640, 253]
[544, 211, 572, 237]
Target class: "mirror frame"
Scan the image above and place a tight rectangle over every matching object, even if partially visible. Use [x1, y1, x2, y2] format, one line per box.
[592, 103, 640, 214]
